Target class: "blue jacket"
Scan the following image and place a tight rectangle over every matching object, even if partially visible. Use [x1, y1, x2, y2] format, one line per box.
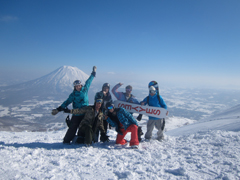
[106, 107, 138, 130]
[141, 93, 167, 120]
[112, 83, 139, 104]
[60, 74, 94, 115]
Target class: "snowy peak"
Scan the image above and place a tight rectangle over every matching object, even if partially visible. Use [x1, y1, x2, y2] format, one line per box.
[0, 66, 91, 104]
[33, 66, 89, 89]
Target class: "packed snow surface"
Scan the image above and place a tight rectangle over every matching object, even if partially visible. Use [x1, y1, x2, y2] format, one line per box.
[1, 106, 240, 179]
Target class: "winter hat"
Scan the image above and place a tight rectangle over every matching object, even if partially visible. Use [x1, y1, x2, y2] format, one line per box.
[126, 85, 132, 91]
[102, 83, 110, 90]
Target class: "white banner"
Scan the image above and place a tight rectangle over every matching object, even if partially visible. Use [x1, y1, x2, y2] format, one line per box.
[114, 100, 167, 118]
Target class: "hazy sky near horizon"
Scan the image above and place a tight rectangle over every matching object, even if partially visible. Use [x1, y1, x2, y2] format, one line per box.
[0, 0, 239, 89]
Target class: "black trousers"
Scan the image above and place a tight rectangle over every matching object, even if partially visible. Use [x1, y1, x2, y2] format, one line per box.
[63, 115, 84, 143]
[94, 120, 109, 142]
[79, 124, 93, 145]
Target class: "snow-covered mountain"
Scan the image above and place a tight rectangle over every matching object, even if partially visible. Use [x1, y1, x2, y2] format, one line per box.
[0, 66, 90, 104]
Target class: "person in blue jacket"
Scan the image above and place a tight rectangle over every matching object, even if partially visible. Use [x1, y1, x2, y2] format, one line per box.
[141, 85, 168, 141]
[105, 102, 139, 148]
[52, 66, 96, 144]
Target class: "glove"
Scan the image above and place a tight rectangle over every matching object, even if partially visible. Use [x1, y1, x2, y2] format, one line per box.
[63, 108, 71, 113]
[51, 109, 59, 115]
[57, 106, 64, 112]
[91, 66, 97, 77]
[136, 114, 142, 121]
[100, 133, 110, 142]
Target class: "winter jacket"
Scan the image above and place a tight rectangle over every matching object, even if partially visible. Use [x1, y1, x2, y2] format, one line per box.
[106, 107, 138, 130]
[70, 105, 105, 135]
[94, 91, 112, 115]
[112, 83, 139, 104]
[60, 74, 94, 115]
[141, 93, 167, 120]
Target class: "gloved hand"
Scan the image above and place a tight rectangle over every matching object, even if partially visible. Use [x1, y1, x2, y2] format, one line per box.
[51, 109, 59, 115]
[63, 108, 71, 113]
[100, 133, 110, 142]
[136, 114, 142, 121]
[91, 66, 97, 77]
[56, 106, 64, 112]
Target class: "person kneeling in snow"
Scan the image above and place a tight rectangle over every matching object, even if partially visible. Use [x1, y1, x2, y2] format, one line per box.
[64, 99, 109, 146]
[105, 102, 140, 148]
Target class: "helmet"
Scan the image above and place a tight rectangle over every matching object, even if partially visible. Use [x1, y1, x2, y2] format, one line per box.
[148, 81, 159, 94]
[102, 83, 110, 90]
[73, 80, 82, 87]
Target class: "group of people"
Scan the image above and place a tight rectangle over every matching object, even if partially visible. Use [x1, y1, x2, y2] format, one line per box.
[52, 66, 168, 148]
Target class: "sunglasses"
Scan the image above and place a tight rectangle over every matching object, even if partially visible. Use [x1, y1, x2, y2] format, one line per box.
[107, 105, 114, 110]
[126, 88, 132, 92]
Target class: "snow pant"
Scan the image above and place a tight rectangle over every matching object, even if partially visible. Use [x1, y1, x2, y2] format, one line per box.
[63, 115, 84, 143]
[116, 124, 139, 146]
[94, 119, 109, 142]
[79, 124, 93, 145]
[145, 118, 164, 141]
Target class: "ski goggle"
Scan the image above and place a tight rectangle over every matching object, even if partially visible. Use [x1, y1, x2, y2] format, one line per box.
[107, 105, 114, 110]
[150, 90, 156, 94]
[95, 99, 103, 103]
[73, 80, 82, 87]
[126, 88, 132, 92]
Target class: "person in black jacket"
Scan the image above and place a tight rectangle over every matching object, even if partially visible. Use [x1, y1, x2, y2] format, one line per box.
[64, 99, 109, 146]
[94, 83, 113, 142]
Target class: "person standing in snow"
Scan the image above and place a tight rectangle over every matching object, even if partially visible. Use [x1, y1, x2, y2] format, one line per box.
[94, 83, 113, 142]
[112, 83, 142, 121]
[51, 66, 97, 144]
[63, 99, 109, 146]
[105, 102, 139, 148]
[140, 83, 168, 141]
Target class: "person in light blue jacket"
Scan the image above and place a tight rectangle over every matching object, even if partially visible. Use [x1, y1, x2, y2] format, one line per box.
[112, 83, 143, 121]
[52, 66, 96, 144]
[141, 85, 168, 141]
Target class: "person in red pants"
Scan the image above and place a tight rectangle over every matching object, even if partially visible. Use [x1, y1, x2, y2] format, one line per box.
[105, 102, 139, 148]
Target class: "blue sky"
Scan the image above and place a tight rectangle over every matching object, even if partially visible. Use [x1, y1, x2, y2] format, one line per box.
[0, 0, 239, 88]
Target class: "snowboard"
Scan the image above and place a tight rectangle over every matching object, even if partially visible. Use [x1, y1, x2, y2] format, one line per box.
[114, 100, 167, 118]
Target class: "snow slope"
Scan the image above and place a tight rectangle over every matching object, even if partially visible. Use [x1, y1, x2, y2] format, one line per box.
[0, 107, 240, 179]
[166, 104, 240, 136]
